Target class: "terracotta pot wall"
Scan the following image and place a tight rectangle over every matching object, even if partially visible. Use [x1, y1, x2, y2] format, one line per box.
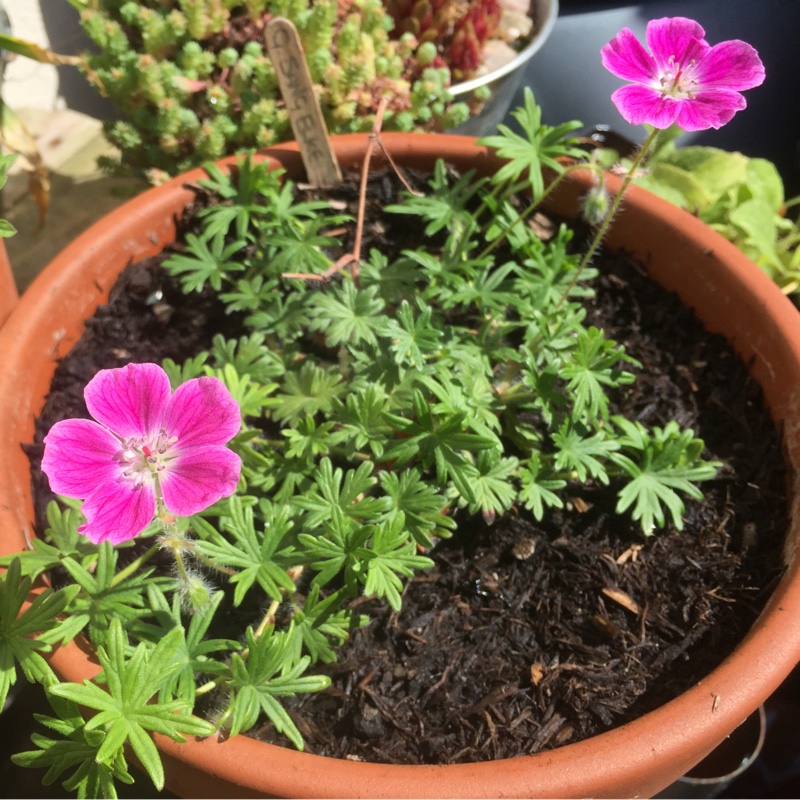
[0, 240, 18, 328]
[1, 134, 799, 798]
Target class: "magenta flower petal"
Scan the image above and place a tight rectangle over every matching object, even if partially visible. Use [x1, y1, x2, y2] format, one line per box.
[610, 85, 679, 129]
[159, 445, 242, 517]
[695, 40, 765, 90]
[42, 362, 243, 546]
[79, 481, 157, 545]
[672, 88, 747, 131]
[601, 28, 657, 83]
[602, 16, 763, 131]
[42, 418, 124, 497]
[645, 17, 708, 72]
[163, 376, 242, 450]
[84, 363, 171, 439]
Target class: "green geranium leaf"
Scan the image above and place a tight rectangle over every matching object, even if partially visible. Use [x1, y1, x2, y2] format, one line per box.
[379, 468, 454, 548]
[477, 87, 583, 200]
[272, 361, 345, 422]
[284, 585, 368, 665]
[559, 326, 637, 421]
[611, 418, 720, 533]
[50, 619, 215, 791]
[308, 280, 385, 348]
[467, 451, 519, 519]
[163, 231, 246, 293]
[227, 626, 330, 746]
[359, 514, 434, 611]
[520, 454, 566, 521]
[292, 458, 390, 530]
[552, 421, 618, 485]
[12, 694, 133, 799]
[0, 559, 80, 708]
[130, 586, 237, 704]
[194, 496, 297, 606]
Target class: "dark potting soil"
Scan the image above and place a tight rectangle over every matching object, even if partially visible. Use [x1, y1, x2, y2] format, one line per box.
[27, 167, 788, 765]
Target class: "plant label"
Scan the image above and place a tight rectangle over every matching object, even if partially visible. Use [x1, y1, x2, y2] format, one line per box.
[265, 18, 342, 188]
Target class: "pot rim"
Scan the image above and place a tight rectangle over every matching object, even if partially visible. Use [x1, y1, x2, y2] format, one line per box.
[1, 132, 799, 798]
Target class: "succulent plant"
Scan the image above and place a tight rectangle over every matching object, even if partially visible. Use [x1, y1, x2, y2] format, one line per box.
[55, 0, 518, 178]
[385, 0, 502, 78]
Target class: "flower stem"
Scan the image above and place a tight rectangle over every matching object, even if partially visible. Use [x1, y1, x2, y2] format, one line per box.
[556, 126, 660, 308]
[193, 550, 238, 576]
[253, 598, 281, 641]
[173, 544, 191, 585]
[194, 594, 294, 699]
[110, 543, 159, 587]
[476, 162, 602, 262]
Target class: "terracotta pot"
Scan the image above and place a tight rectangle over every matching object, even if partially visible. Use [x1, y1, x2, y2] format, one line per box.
[0, 239, 18, 328]
[1, 133, 800, 799]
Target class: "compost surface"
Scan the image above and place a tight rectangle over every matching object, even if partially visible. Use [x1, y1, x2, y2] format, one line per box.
[28, 166, 787, 764]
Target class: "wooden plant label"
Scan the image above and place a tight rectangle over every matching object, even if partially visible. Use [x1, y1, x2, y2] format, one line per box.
[265, 17, 342, 187]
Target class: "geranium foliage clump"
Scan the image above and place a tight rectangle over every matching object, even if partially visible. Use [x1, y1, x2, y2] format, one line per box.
[0, 18, 765, 795]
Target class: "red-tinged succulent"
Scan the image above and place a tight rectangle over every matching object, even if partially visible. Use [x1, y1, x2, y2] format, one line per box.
[386, 0, 503, 79]
[385, 0, 455, 40]
[449, 1, 502, 78]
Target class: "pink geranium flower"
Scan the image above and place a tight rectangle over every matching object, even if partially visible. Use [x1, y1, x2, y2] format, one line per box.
[42, 363, 242, 545]
[601, 17, 765, 131]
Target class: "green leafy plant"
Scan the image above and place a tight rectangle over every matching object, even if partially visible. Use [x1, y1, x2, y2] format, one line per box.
[0, 151, 18, 237]
[596, 124, 800, 300]
[0, 88, 727, 798]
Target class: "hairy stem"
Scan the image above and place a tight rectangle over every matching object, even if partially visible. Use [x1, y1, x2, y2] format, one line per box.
[172, 544, 192, 585]
[110, 543, 159, 588]
[555, 126, 660, 309]
[476, 162, 603, 262]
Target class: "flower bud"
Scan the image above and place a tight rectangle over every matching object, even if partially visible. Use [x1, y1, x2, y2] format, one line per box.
[581, 181, 612, 227]
[180, 570, 214, 614]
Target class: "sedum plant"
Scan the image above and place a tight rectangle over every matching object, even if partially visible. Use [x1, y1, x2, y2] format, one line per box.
[0, 17, 766, 799]
[385, 0, 504, 79]
[1, 0, 528, 179]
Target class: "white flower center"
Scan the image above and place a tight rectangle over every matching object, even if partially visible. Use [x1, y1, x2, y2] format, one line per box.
[118, 429, 179, 487]
[659, 56, 698, 99]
